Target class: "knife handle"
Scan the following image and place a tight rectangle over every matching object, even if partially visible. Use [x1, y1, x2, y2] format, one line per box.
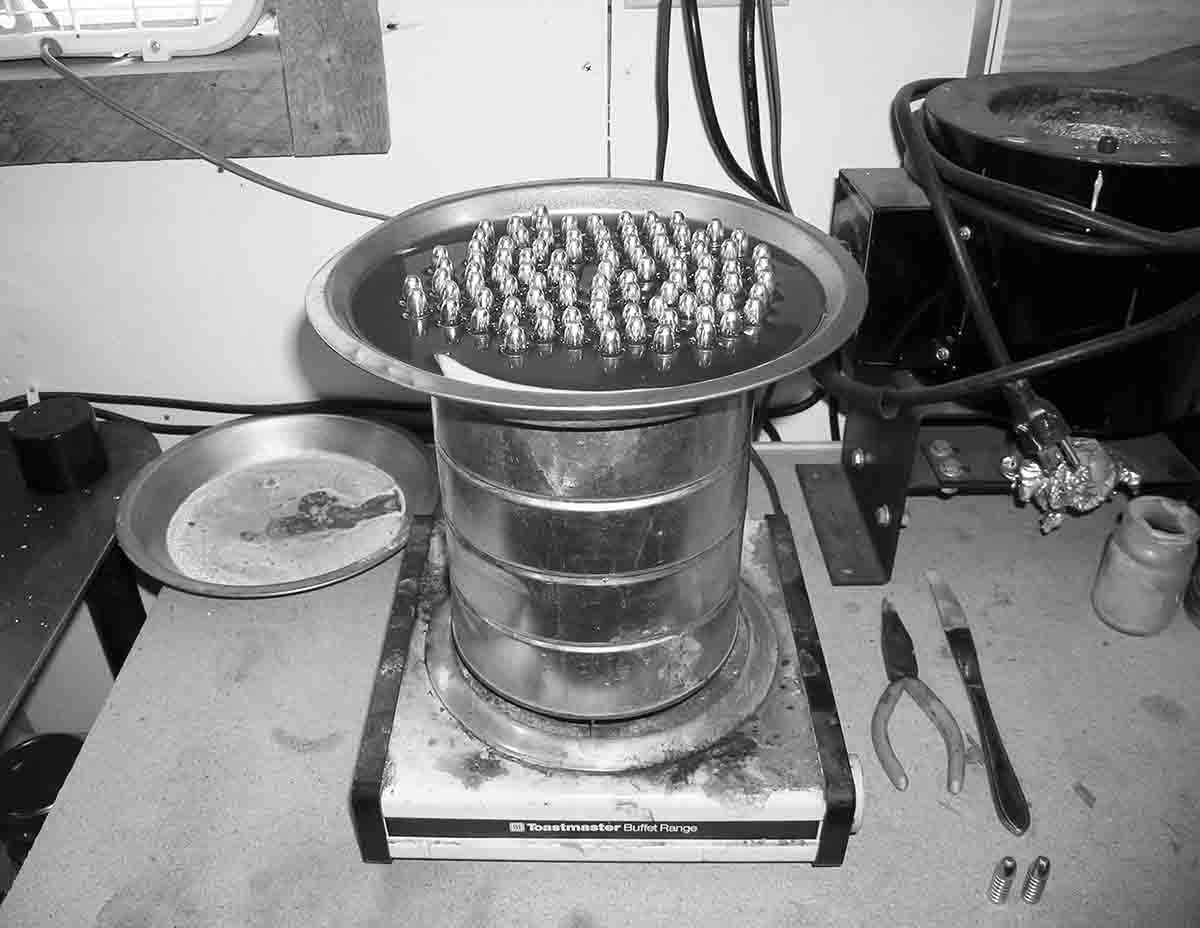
[963, 683, 1031, 836]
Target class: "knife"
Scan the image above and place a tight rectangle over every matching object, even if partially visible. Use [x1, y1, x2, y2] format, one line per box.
[926, 570, 1030, 836]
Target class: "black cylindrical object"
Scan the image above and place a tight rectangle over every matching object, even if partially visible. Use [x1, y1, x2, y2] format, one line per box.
[0, 734, 83, 870]
[918, 73, 1200, 434]
[9, 397, 108, 493]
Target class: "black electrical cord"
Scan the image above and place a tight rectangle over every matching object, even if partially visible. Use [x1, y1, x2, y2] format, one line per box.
[945, 186, 1175, 258]
[738, 0, 774, 200]
[923, 117, 1200, 256]
[93, 408, 208, 435]
[38, 41, 392, 223]
[768, 387, 828, 419]
[679, 0, 782, 209]
[814, 286, 1200, 415]
[654, 0, 672, 181]
[750, 447, 784, 517]
[0, 391, 434, 436]
[756, 0, 792, 213]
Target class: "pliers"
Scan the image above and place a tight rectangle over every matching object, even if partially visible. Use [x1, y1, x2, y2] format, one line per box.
[871, 598, 966, 793]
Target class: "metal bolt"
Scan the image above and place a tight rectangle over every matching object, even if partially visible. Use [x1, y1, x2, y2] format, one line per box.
[718, 308, 742, 339]
[438, 297, 461, 327]
[987, 857, 1017, 904]
[405, 289, 428, 318]
[500, 324, 528, 355]
[1021, 856, 1050, 904]
[561, 321, 586, 349]
[532, 314, 557, 344]
[467, 306, 491, 335]
[1097, 135, 1119, 155]
[624, 312, 648, 345]
[927, 439, 954, 458]
[937, 458, 966, 480]
[849, 448, 868, 469]
[875, 505, 892, 527]
[651, 324, 677, 354]
[934, 345, 951, 363]
[694, 321, 717, 350]
[599, 327, 623, 357]
[497, 305, 522, 333]
[957, 225, 972, 241]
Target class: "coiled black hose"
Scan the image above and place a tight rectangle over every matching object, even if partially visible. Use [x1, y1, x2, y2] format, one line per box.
[680, 0, 781, 209]
[815, 287, 1200, 416]
[739, 0, 774, 200]
[816, 78, 1200, 413]
[654, 0, 672, 181]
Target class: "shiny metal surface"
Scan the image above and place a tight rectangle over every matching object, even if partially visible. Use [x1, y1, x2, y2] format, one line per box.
[451, 587, 739, 720]
[424, 582, 779, 771]
[306, 178, 866, 418]
[435, 394, 751, 720]
[444, 528, 743, 645]
[115, 415, 437, 598]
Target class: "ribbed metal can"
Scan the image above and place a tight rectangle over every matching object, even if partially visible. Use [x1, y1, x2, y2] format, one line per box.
[434, 394, 752, 721]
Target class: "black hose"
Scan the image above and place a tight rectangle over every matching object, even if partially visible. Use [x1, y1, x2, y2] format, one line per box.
[923, 118, 1200, 255]
[756, 0, 792, 213]
[817, 78, 1200, 417]
[654, 0, 672, 181]
[0, 391, 434, 436]
[750, 448, 784, 517]
[739, 0, 775, 201]
[892, 79, 1013, 369]
[679, 0, 782, 209]
[814, 286, 1200, 415]
[38, 42, 391, 223]
[19, 391, 430, 416]
[946, 188, 1154, 258]
[769, 387, 828, 419]
[92, 408, 208, 436]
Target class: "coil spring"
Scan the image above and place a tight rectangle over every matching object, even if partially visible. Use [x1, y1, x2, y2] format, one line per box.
[1021, 856, 1051, 904]
[987, 857, 1017, 904]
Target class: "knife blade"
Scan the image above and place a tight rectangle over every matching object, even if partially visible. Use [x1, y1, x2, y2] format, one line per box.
[881, 598, 919, 684]
[926, 570, 1030, 836]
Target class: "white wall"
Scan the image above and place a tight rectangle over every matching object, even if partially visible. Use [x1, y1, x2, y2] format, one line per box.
[0, 0, 973, 438]
[0, 0, 974, 737]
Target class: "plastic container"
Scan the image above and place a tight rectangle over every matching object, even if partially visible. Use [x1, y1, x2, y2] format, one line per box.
[1092, 496, 1200, 636]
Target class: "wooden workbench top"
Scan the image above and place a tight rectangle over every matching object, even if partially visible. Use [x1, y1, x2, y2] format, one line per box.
[3, 445, 1198, 926]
